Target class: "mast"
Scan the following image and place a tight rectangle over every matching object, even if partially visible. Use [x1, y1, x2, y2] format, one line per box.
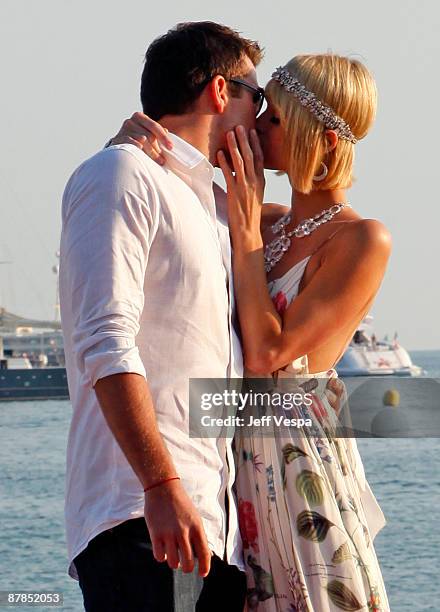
[52, 251, 60, 322]
[0, 260, 12, 311]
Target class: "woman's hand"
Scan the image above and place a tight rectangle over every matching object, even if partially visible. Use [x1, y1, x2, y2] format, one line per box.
[217, 125, 265, 250]
[109, 112, 173, 165]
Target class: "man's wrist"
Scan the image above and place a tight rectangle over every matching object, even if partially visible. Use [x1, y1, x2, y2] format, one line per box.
[144, 477, 182, 497]
[143, 475, 180, 493]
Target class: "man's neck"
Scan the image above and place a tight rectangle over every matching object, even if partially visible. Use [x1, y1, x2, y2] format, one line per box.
[159, 114, 217, 164]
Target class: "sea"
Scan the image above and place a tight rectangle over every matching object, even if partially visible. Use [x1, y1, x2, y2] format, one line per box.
[0, 351, 439, 611]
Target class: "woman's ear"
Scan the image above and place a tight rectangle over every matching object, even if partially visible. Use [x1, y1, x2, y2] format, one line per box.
[208, 75, 228, 114]
[325, 129, 339, 152]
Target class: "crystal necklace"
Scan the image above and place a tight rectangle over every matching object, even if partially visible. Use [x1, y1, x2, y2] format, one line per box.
[264, 202, 351, 272]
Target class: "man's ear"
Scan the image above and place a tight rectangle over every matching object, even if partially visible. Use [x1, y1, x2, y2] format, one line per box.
[207, 75, 229, 114]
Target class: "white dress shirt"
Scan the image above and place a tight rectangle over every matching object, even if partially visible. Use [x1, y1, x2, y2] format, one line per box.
[60, 137, 243, 580]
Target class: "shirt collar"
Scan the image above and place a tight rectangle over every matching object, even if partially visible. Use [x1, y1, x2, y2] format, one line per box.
[163, 132, 214, 176]
[160, 133, 216, 221]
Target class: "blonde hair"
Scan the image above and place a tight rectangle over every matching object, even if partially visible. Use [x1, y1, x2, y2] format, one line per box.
[265, 54, 377, 194]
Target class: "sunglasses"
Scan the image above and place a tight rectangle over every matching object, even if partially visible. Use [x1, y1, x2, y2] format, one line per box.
[229, 78, 266, 116]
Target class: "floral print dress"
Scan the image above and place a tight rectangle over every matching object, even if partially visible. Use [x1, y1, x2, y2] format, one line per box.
[235, 256, 390, 612]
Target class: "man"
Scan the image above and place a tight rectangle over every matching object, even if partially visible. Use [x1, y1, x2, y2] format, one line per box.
[61, 20, 342, 612]
[60, 21, 263, 612]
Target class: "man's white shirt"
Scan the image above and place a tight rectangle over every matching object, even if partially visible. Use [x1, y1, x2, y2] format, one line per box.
[60, 137, 243, 580]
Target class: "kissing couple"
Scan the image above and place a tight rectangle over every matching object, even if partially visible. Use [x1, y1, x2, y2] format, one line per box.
[60, 21, 391, 612]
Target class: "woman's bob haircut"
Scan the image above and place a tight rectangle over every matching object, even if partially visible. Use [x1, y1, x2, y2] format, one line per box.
[265, 54, 377, 194]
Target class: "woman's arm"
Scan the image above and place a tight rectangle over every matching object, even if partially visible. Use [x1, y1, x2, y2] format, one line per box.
[107, 112, 174, 164]
[234, 220, 391, 373]
[218, 126, 392, 375]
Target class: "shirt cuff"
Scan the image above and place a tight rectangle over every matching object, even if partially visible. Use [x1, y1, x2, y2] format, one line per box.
[84, 346, 147, 387]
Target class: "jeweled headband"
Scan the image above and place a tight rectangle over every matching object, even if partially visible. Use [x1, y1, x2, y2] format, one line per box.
[271, 66, 358, 144]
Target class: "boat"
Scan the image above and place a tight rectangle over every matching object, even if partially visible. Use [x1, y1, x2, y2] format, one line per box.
[0, 308, 69, 401]
[0, 303, 422, 399]
[336, 315, 423, 377]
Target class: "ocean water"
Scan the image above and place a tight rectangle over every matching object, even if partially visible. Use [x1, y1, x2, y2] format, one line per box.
[0, 351, 439, 611]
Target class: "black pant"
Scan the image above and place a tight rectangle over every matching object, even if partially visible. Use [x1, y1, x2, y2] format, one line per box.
[73, 518, 247, 612]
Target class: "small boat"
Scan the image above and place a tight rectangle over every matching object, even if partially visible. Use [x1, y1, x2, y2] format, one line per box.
[0, 354, 69, 401]
[336, 315, 423, 377]
[0, 308, 69, 401]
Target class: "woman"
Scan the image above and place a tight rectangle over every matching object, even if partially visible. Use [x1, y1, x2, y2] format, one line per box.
[112, 54, 390, 611]
[217, 56, 390, 612]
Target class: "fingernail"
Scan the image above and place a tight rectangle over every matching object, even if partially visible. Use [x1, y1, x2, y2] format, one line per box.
[166, 141, 173, 150]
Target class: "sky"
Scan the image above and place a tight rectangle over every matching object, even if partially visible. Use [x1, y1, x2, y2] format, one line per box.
[0, 0, 439, 349]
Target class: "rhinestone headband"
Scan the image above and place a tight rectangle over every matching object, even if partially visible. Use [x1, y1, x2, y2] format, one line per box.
[272, 66, 358, 144]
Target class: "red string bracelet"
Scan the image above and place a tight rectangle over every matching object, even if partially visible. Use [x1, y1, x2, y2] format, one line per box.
[144, 476, 180, 493]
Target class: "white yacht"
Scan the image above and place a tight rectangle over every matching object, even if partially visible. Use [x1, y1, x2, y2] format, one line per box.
[336, 315, 423, 377]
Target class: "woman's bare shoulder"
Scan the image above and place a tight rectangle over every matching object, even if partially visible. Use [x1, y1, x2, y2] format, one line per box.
[333, 218, 392, 251]
[261, 203, 290, 232]
[324, 218, 392, 268]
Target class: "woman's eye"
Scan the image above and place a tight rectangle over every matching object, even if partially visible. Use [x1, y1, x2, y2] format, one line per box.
[269, 116, 280, 125]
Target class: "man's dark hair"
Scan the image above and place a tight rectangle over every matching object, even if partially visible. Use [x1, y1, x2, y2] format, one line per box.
[140, 21, 263, 120]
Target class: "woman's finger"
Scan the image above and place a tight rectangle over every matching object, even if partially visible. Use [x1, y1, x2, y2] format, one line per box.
[235, 125, 255, 179]
[147, 135, 166, 165]
[142, 136, 166, 166]
[122, 136, 147, 150]
[130, 112, 173, 150]
[226, 131, 246, 184]
[217, 150, 235, 193]
[111, 133, 147, 148]
[250, 129, 265, 178]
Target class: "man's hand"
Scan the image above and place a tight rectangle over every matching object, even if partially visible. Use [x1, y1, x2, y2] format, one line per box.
[94, 373, 211, 577]
[109, 112, 173, 165]
[144, 479, 212, 577]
